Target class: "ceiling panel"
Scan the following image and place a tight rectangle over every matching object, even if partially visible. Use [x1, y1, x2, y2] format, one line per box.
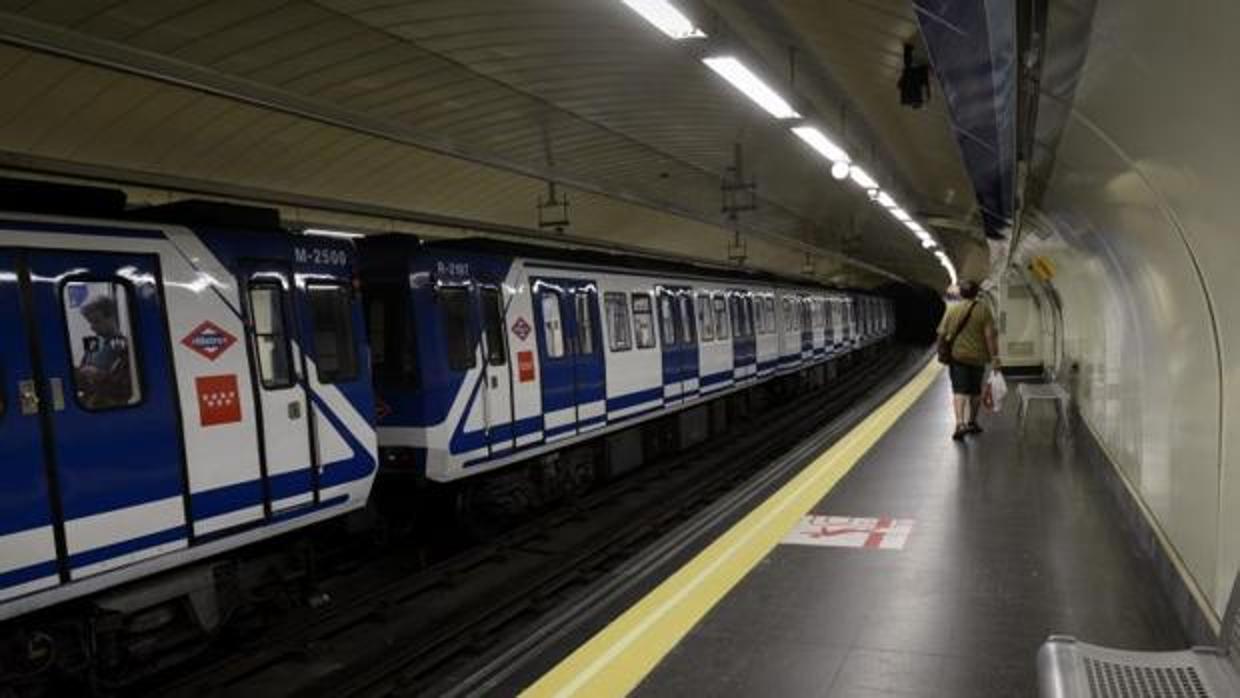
[0, 0, 976, 286]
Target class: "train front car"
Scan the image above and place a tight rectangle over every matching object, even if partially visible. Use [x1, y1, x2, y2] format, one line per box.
[360, 237, 529, 488]
[0, 185, 377, 683]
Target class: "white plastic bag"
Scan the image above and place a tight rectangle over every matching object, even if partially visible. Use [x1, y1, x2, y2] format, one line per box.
[984, 370, 1007, 412]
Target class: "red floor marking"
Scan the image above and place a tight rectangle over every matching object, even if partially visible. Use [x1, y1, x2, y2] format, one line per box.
[863, 517, 894, 548]
[782, 515, 915, 550]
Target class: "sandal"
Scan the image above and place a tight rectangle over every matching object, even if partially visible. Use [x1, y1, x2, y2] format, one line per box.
[966, 422, 983, 434]
[952, 425, 967, 441]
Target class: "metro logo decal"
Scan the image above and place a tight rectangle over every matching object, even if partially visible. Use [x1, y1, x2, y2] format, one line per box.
[181, 321, 237, 361]
[196, 374, 242, 427]
[511, 317, 532, 342]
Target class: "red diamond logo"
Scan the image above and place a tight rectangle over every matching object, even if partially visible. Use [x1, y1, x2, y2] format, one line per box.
[511, 316, 532, 342]
[181, 321, 238, 361]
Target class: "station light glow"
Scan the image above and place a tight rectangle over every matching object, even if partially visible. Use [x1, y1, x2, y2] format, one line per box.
[304, 228, 365, 239]
[791, 126, 850, 163]
[703, 57, 801, 119]
[620, 0, 705, 39]
[848, 165, 877, 190]
[617, 7, 950, 284]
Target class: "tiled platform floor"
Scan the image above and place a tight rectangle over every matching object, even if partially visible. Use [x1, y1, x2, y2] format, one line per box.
[635, 371, 1185, 697]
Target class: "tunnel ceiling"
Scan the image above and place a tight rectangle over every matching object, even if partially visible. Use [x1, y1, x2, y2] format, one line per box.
[0, 0, 981, 287]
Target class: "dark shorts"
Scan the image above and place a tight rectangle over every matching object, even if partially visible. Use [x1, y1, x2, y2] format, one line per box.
[949, 361, 986, 396]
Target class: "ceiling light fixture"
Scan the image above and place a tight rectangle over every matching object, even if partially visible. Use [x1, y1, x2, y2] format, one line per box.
[875, 191, 896, 208]
[830, 161, 850, 180]
[304, 228, 364, 239]
[791, 126, 850, 163]
[620, 0, 705, 40]
[702, 56, 801, 119]
[848, 165, 877, 191]
[890, 207, 912, 223]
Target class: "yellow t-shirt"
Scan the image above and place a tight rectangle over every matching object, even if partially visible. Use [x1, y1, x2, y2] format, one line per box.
[938, 300, 994, 366]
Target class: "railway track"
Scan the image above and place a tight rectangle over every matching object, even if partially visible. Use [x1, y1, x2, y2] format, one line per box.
[144, 345, 920, 697]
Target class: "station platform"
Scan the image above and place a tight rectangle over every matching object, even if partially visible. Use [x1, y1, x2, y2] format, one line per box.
[523, 363, 1186, 697]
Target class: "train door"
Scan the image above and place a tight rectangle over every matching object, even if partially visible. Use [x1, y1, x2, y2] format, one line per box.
[730, 293, 755, 380]
[567, 283, 605, 429]
[676, 289, 699, 396]
[800, 297, 813, 357]
[291, 277, 361, 503]
[478, 284, 515, 455]
[25, 250, 187, 579]
[241, 261, 314, 513]
[657, 286, 693, 403]
[533, 278, 604, 439]
[830, 298, 844, 350]
[0, 250, 60, 597]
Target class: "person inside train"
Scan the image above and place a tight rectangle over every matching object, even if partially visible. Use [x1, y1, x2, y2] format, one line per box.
[937, 280, 999, 440]
[75, 294, 134, 409]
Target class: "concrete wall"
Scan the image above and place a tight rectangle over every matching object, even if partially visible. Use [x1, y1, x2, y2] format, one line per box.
[1018, 0, 1240, 619]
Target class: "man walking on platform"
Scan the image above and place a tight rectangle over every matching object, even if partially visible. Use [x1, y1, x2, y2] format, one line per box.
[937, 280, 1000, 440]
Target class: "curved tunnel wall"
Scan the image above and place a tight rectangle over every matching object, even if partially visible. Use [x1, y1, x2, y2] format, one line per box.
[1025, 0, 1240, 618]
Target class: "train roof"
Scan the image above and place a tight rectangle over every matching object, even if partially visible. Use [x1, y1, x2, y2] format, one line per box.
[369, 235, 878, 296]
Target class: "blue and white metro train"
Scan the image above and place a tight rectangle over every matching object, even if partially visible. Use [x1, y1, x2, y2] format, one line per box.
[0, 181, 894, 665]
[0, 194, 377, 627]
[359, 237, 894, 486]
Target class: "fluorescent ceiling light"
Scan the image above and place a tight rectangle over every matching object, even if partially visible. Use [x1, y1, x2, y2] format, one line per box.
[702, 56, 801, 119]
[791, 126, 850, 163]
[891, 207, 912, 222]
[921, 239, 937, 248]
[621, 0, 705, 39]
[848, 165, 877, 190]
[830, 161, 850, 180]
[304, 228, 364, 239]
[907, 222, 925, 234]
[875, 191, 896, 208]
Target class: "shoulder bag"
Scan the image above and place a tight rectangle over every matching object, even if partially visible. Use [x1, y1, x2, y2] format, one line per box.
[936, 301, 977, 365]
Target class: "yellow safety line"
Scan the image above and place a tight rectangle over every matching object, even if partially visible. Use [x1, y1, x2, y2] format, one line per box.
[522, 360, 942, 698]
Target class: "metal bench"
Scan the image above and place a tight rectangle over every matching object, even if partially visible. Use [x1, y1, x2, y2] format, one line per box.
[1038, 574, 1240, 697]
[1017, 381, 1070, 434]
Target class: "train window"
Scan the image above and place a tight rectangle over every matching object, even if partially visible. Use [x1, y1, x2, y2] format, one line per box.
[782, 298, 792, 331]
[679, 294, 697, 344]
[657, 293, 677, 347]
[365, 283, 419, 387]
[712, 295, 729, 340]
[753, 297, 765, 335]
[307, 284, 359, 383]
[744, 297, 755, 338]
[631, 293, 656, 349]
[728, 296, 740, 338]
[441, 287, 477, 369]
[63, 280, 142, 410]
[540, 291, 565, 358]
[801, 300, 812, 332]
[481, 287, 506, 366]
[249, 281, 293, 389]
[604, 292, 632, 351]
[575, 292, 596, 355]
[764, 297, 775, 333]
[696, 294, 713, 341]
